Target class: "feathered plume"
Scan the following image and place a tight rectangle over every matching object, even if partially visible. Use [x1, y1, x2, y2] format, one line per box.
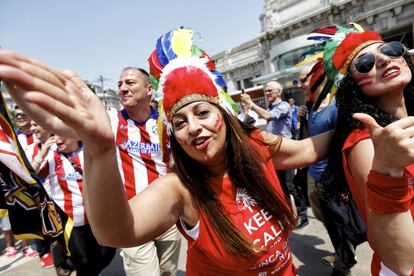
[148, 28, 238, 145]
[306, 23, 383, 108]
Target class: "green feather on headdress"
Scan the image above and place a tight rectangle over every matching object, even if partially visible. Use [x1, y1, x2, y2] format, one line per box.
[307, 23, 383, 110]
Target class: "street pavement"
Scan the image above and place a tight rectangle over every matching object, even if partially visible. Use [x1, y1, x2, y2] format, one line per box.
[0, 208, 373, 275]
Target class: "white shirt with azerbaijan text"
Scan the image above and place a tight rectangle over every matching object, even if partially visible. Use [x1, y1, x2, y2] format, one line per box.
[107, 107, 170, 200]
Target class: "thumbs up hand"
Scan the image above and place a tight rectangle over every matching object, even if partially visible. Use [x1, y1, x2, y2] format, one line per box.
[353, 113, 414, 177]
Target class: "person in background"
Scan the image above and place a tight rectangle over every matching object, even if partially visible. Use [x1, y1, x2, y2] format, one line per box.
[11, 106, 40, 260]
[112, 66, 181, 276]
[15, 105, 37, 151]
[28, 121, 74, 274]
[288, 97, 299, 139]
[36, 135, 116, 275]
[297, 60, 358, 276]
[241, 81, 309, 229]
[0, 210, 18, 257]
[237, 101, 259, 126]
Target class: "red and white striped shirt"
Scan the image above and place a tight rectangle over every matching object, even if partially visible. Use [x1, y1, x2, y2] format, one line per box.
[38, 147, 87, 227]
[17, 129, 37, 153]
[25, 141, 42, 163]
[26, 142, 56, 192]
[108, 107, 170, 200]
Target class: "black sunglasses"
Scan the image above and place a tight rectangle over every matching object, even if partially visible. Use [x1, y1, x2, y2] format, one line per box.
[15, 113, 27, 119]
[352, 41, 406, 74]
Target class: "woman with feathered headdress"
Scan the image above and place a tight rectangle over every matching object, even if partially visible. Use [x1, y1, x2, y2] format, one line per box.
[308, 23, 414, 275]
[0, 28, 334, 275]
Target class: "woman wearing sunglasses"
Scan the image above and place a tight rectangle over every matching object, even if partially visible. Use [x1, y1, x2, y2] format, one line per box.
[310, 24, 414, 275]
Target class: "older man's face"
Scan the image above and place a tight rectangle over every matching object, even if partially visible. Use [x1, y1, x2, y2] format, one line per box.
[264, 85, 280, 103]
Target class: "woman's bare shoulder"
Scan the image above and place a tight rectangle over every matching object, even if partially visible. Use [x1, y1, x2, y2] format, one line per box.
[161, 172, 199, 226]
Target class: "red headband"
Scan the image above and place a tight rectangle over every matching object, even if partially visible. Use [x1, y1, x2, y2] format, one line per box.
[333, 30, 383, 72]
[163, 66, 218, 119]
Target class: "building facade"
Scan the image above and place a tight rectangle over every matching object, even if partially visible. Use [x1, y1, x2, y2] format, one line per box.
[0, 81, 16, 111]
[0, 80, 120, 114]
[213, 0, 414, 106]
[86, 82, 121, 110]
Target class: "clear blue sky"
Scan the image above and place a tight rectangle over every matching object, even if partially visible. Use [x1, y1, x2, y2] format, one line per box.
[0, 0, 263, 90]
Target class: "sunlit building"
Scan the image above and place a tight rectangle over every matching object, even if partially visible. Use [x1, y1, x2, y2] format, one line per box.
[213, 0, 414, 106]
[85, 82, 121, 110]
[0, 81, 17, 111]
[1, 80, 120, 112]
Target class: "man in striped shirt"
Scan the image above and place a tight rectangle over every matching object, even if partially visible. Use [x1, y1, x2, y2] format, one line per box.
[110, 67, 181, 276]
[37, 135, 115, 275]
[12, 106, 41, 260]
[15, 105, 37, 151]
[24, 121, 57, 269]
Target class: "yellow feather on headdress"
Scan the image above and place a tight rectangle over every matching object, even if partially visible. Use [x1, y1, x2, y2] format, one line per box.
[350, 22, 365, 33]
[295, 52, 323, 68]
[156, 28, 196, 153]
[171, 29, 193, 57]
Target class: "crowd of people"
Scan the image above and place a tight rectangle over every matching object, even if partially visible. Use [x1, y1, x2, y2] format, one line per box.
[0, 23, 413, 276]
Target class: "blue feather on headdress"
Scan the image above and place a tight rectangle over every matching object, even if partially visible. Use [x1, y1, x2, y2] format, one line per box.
[211, 71, 227, 92]
[156, 31, 176, 66]
[307, 35, 334, 42]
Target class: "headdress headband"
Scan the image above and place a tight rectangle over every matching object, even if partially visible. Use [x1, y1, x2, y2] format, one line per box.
[148, 28, 238, 139]
[307, 23, 383, 110]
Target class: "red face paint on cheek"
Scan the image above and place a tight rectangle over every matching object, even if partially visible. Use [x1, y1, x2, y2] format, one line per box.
[358, 80, 373, 88]
[214, 114, 223, 131]
[175, 136, 185, 144]
[357, 76, 373, 88]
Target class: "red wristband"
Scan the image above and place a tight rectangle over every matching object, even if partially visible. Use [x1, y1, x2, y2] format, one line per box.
[366, 170, 413, 214]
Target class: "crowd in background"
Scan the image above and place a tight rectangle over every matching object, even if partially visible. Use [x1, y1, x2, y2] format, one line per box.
[0, 23, 413, 276]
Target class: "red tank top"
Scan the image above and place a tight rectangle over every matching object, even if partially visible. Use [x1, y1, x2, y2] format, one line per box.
[178, 133, 296, 275]
[342, 128, 414, 276]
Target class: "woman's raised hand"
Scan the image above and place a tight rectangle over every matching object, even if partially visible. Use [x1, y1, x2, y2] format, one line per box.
[0, 50, 114, 152]
[353, 113, 414, 177]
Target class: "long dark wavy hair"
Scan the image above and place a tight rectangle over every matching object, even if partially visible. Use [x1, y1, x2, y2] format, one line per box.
[327, 54, 414, 193]
[170, 103, 296, 258]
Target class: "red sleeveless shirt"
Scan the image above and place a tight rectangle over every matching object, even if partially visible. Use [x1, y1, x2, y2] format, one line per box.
[178, 132, 296, 275]
[342, 128, 414, 276]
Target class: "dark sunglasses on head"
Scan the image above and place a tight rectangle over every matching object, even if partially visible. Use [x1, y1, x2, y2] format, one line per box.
[352, 41, 406, 74]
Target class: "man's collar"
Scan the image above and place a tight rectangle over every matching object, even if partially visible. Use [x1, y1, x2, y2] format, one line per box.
[16, 128, 32, 136]
[121, 106, 157, 125]
[269, 98, 282, 106]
